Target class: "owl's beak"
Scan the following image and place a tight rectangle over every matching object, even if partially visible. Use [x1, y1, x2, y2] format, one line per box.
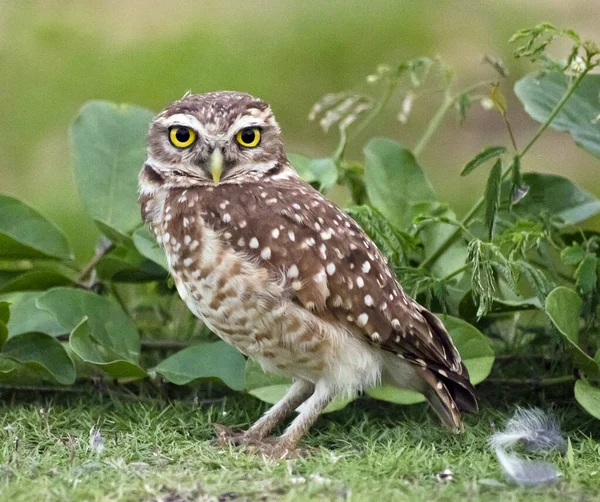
[209, 149, 223, 184]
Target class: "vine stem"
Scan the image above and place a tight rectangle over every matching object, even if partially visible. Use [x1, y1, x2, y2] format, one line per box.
[77, 240, 115, 283]
[419, 68, 591, 270]
[349, 78, 398, 141]
[413, 80, 495, 157]
[413, 90, 453, 157]
[486, 375, 575, 386]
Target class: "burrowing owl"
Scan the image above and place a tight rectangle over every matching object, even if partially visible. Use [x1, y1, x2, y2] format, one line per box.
[139, 91, 477, 457]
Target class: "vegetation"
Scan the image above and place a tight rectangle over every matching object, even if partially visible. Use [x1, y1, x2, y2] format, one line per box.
[0, 23, 600, 500]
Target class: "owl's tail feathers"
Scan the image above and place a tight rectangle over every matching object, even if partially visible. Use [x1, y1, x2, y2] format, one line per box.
[421, 367, 478, 434]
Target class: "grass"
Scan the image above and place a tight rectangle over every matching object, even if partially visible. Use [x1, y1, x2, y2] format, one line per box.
[0, 387, 599, 501]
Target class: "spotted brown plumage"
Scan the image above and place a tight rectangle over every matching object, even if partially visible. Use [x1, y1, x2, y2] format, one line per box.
[139, 91, 478, 457]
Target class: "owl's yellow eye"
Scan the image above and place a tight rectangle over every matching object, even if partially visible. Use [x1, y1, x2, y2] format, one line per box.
[169, 126, 196, 148]
[236, 127, 261, 148]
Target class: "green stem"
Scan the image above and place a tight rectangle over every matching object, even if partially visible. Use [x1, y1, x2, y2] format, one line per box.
[485, 375, 576, 386]
[413, 80, 495, 157]
[349, 78, 398, 141]
[413, 91, 453, 157]
[441, 264, 469, 282]
[419, 69, 590, 270]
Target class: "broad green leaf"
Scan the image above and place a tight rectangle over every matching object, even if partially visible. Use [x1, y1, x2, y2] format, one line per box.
[574, 380, 600, 420]
[288, 153, 315, 183]
[153, 341, 246, 390]
[504, 173, 600, 225]
[575, 254, 597, 294]
[308, 158, 338, 191]
[288, 154, 338, 190]
[0, 195, 73, 261]
[515, 72, 600, 159]
[245, 359, 290, 389]
[37, 287, 140, 362]
[244, 360, 353, 412]
[0, 268, 73, 293]
[439, 315, 494, 385]
[1, 332, 75, 384]
[70, 101, 154, 236]
[132, 226, 168, 270]
[249, 384, 294, 404]
[0, 303, 8, 349]
[367, 386, 426, 405]
[96, 245, 167, 282]
[70, 319, 146, 380]
[369, 315, 494, 406]
[545, 287, 599, 376]
[461, 146, 506, 176]
[0, 301, 9, 324]
[364, 138, 436, 229]
[561, 244, 585, 266]
[0, 291, 65, 338]
[484, 159, 502, 240]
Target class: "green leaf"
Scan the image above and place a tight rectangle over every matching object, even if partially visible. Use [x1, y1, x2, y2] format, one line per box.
[575, 254, 598, 294]
[0, 195, 73, 261]
[545, 287, 599, 376]
[1, 332, 75, 384]
[515, 72, 600, 159]
[367, 386, 426, 405]
[70, 101, 154, 236]
[288, 153, 315, 183]
[461, 146, 506, 176]
[0, 302, 8, 349]
[153, 341, 246, 390]
[96, 245, 167, 282]
[561, 244, 585, 266]
[36, 287, 140, 362]
[0, 292, 65, 338]
[0, 301, 9, 325]
[308, 158, 338, 191]
[69, 319, 147, 380]
[363, 138, 436, 229]
[132, 226, 168, 270]
[439, 315, 495, 385]
[368, 315, 494, 406]
[287, 154, 338, 191]
[574, 380, 600, 420]
[0, 268, 74, 293]
[484, 159, 502, 240]
[504, 173, 600, 225]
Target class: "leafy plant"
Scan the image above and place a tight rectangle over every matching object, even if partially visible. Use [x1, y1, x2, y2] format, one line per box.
[0, 24, 599, 420]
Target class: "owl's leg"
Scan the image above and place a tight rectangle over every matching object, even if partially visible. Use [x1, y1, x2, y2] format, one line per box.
[267, 380, 334, 457]
[243, 379, 315, 443]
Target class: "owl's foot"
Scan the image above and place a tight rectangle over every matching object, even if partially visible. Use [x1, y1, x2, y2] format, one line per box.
[212, 424, 275, 447]
[212, 425, 309, 459]
[245, 439, 311, 460]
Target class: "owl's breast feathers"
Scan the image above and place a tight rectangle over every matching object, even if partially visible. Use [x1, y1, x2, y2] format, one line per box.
[140, 167, 477, 416]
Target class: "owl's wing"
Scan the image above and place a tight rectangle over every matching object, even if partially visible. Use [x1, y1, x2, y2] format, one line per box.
[201, 174, 477, 423]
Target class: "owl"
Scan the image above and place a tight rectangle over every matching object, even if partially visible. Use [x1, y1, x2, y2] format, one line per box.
[138, 91, 477, 458]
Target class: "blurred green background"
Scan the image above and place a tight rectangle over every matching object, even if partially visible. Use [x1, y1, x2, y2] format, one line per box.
[1, 0, 599, 262]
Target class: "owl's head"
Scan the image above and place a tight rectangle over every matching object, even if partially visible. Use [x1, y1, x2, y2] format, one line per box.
[146, 91, 287, 184]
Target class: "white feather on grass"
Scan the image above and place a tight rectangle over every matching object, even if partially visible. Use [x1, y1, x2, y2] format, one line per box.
[491, 407, 565, 486]
[490, 407, 567, 453]
[494, 447, 560, 486]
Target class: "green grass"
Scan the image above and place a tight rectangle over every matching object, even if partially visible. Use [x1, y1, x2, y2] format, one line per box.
[0, 388, 599, 501]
